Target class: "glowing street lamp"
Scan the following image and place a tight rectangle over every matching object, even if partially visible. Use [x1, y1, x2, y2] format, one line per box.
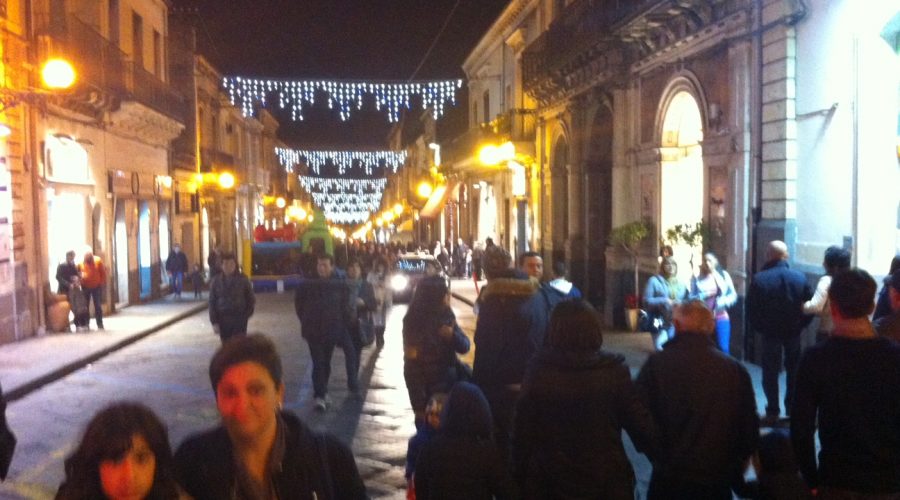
[393, 203, 404, 216]
[417, 181, 433, 199]
[275, 197, 286, 209]
[41, 59, 77, 90]
[217, 172, 235, 189]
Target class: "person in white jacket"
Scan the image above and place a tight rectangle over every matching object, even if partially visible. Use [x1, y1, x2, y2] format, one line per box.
[802, 246, 851, 342]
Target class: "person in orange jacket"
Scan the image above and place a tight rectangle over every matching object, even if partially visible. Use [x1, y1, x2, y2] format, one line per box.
[79, 250, 107, 330]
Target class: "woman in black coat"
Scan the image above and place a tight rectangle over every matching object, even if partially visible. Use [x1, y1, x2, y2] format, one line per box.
[403, 276, 470, 423]
[513, 300, 659, 500]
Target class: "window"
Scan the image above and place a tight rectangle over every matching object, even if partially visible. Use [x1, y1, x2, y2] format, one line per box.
[132, 11, 143, 69]
[109, 0, 119, 46]
[482, 90, 490, 124]
[473, 102, 478, 126]
[153, 30, 162, 77]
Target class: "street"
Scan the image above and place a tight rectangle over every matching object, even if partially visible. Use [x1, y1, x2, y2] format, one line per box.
[0, 289, 655, 499]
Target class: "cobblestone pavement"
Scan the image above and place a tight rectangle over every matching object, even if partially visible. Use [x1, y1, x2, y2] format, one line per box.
[0, 278, 775, 499]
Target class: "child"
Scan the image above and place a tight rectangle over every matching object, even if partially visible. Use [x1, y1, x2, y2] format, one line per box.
[737, 429, 812, 499]
[405, 393, 447, 500]
[68, 275, 90, 332]
[188, 263, 204, 298]
[413, 382, 516, 499]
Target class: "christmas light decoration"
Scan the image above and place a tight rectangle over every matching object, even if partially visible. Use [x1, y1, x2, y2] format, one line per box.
[278, 148, 407, 175]
[298, 175, 387, 224]
[224, 76, 463, 122]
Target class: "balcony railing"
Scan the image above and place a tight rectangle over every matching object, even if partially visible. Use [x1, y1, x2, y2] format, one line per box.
[494, 109, 536, 143]
[34, 13, 185, 122]
[522, 0, 654, 90]
[200, 148, 235, 171]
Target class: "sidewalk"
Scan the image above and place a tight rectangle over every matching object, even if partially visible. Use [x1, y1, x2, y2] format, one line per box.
[449, 277, 779, 422]
[0, 294, 208, 402]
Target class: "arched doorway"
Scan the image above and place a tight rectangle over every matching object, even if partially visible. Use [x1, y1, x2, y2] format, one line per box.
[660, 90, 705, 282]
[138, 201, 152, 299]
[584, 104, 614, 305]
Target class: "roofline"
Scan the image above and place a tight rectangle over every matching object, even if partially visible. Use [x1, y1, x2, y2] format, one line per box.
[461, 0, 538, 75]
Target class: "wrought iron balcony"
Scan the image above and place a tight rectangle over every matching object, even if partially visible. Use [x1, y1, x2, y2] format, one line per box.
[34, 13, 184, 122]
[441, 108, 535, 169]
[200, 147, 235, 171]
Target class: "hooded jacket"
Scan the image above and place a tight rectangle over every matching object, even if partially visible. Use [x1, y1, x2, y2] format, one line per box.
[472, 270, 549, 387]
[514, 348, 659, 499]
[414, 382, 516, 499]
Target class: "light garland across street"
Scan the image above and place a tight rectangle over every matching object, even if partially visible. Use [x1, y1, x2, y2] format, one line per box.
[277, 148, 408, 175]
[223, 76, 463, 122]
[299, 175, 387, 224]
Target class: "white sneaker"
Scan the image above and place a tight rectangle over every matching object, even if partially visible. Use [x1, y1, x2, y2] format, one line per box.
[314, 397, 328, 412]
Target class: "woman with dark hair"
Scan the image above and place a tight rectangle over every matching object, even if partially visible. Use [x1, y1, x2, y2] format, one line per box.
[403, 276, 470, 423]
[512, 300, 659, 500]
[173, 334, 365, 500]
[803, 245, 852, 341]
[874, 254, 900, 321]
[690, 252, 738, 354]
[413, 382, 515, 499]
[56, 402, 181, 500]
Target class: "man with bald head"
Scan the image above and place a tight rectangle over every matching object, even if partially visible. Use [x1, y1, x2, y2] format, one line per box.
[747, 240, 813, 426]
[637, 300, 759, 499]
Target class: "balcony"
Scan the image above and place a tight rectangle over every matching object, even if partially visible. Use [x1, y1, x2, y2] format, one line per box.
[34, 13, 184, 122]
[200, 147, 236, 172]
[442, 109, 536, 170]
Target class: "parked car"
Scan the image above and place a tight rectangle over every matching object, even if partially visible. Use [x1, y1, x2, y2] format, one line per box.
[391, 253, 449, 303]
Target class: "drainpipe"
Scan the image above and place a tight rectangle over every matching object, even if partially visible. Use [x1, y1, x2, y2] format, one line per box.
[25, 0, 46, 336]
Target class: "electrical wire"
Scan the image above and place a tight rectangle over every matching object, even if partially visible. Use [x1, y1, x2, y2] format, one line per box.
[407, 0, 462, 82]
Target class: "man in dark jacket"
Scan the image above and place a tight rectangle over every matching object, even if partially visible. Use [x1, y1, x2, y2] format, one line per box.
[165, 243, 189, 298]
[472, 245, 549, 458]
[873, 269, 900, 340]
[792, 269, 900, 497]
[747, 240, 812, 424]
[55, 250, 79, 294]
[637, 299, 759, 500]
[208, 253, 255, 342]
[294, 254, 355, 411]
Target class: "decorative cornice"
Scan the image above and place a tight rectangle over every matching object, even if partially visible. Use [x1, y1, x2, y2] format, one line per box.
[107, 101, 185, 147]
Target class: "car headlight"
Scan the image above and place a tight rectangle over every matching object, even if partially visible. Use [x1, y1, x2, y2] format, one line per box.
[391, 274, 409, 291]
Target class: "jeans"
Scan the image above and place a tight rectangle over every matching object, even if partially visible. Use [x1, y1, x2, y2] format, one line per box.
[307, 331, 359, 398]
[170, 271, 184, 295]
[218, 314, 249, 343]
[715, 317, 731, 354]
[761, 334, 801, 417]
[83, 287, 103, 328]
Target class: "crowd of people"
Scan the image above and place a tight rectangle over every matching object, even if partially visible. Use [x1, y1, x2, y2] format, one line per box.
[39, 236, 900, 499]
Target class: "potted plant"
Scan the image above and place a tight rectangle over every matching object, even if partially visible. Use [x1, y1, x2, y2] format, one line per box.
[609, 219, 652, 331]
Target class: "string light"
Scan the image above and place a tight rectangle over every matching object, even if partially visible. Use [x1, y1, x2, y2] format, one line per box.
[298, 175, 387, 224]
[223, 77, 463, 123]
[278, 148, 408, 175]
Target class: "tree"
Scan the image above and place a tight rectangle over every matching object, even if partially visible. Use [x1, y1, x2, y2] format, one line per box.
[609, 220, 653, 308]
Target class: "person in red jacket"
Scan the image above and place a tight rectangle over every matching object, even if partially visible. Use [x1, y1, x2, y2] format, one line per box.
[78, 250, 107, 330]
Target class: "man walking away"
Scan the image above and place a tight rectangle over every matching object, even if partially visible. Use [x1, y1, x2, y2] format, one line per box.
[636, 300, 759, 500]
[166, 243, 189, 298]
[295, 254, 356, 411]
[792, 269, 900, 498]
[208, 253, 255, 342]
[747, 240, 812, 426]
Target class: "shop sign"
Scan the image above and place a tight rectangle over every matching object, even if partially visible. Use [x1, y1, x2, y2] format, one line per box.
[155, 176, 173, 200]
[108, 170, 135, 196]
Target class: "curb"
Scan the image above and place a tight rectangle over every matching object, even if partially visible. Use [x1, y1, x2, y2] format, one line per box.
[4, 303, 207, 403]
[451, 292, 475, 307]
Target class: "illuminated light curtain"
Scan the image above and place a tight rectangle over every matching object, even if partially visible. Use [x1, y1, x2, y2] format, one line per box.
[223, 77, 463, 122]
[279, 148, 407, 175]
[299, 176, 386, 224]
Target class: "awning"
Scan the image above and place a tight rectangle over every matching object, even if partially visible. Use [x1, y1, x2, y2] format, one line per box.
[419, 181, 458, 219]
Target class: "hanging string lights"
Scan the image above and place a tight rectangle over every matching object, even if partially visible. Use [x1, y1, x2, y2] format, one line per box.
[223, 76, 463, 122]
[278, 148, 407, 175]
[298, 175, 387, 224]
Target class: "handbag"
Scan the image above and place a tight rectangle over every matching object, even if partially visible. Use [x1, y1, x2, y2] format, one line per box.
[638, 310, 664, 335]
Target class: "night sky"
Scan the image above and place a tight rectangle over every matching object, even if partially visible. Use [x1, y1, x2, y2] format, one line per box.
[178, 0, 510, 148]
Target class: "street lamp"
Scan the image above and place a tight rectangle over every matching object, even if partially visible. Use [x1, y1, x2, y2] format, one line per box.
[478, 141, 530, 258]
[417, 181, 434, 199]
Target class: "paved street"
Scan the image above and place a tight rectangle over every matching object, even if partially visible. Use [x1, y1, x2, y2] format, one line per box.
[0, 279, 781, 499]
